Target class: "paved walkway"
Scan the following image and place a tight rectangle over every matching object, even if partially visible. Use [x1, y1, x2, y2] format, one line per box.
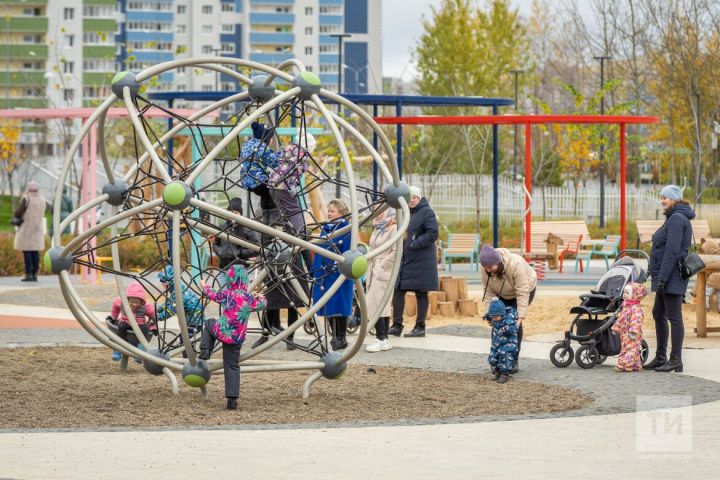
[1, 279, 719, 478]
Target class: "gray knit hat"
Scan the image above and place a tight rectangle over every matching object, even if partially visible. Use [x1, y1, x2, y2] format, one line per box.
[479, 245, 502, 268]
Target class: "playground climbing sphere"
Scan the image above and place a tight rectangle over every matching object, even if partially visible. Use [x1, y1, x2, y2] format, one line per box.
[46, 57, 410, 399]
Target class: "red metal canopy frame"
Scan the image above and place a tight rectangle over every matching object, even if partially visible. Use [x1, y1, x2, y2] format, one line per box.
[374, 114, 660, 253]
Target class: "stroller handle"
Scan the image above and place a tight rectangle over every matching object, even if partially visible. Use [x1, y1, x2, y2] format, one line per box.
[614, 249, 649, 262]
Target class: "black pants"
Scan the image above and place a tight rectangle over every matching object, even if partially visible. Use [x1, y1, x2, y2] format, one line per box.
[375, 316, 390, 341]
[23, 250, 39, 275]
[652, 292, 685, 358]
[117, 322, 151, 345]
[392, 289, 429, 328]
[200, 319, 242, 399]
[498, 288, 536, 353]
[263, 309, 298, 338]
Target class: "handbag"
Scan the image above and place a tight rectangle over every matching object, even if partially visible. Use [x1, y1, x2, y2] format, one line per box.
[10, 216, 23, 227]
[679, 252, 705, 279]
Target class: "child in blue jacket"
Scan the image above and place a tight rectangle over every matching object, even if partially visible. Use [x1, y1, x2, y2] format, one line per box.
[485, 297, 519, 384]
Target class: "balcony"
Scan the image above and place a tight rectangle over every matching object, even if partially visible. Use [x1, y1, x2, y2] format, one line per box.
[0, 44, 48, 59]
[83, 72, 114, 85]
[83, 45, 116, 58]
[249, 52, 294, 64]
[0, 98, 48, 109]
[1, 16, 48, 32]
[319, 14, 342, 25]
[249, 13, 294, 25]
[82, 0, 117, 5]
[0, 0, 47, 4]
[250, 0, 294, 5]
[82, 18, 116, 32]
[249, 32, 294, 45]
[0, 71, 47, 86]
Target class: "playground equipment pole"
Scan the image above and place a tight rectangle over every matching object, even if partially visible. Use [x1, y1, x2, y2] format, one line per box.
[595, 55, 611, 228]
[331, 33, 351, 198]
[511, 69, 524, 181]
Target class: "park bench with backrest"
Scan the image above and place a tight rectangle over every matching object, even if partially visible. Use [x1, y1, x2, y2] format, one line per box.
[439, 233, 480, 271]
[510, 220, 590, 271]
[636, 219, 718, 248]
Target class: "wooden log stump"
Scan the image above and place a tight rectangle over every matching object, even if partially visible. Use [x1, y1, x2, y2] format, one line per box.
[437, 301, 455, 317]
[404, 291, 417, 317]
[441, 278, 460, 303]
[457, 299, 478, 316]
[429, 291, 446, 315]
[457, 278, 469, 300]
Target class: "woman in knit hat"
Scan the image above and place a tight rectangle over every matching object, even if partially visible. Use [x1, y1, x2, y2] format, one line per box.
[479, 244, 537, 373]
[645, 185, 695, 373]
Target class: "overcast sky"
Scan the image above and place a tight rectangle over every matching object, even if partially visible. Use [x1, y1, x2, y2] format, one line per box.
[381, 0, 584, 80]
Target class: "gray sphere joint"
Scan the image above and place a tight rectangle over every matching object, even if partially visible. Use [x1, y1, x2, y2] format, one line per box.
[248, 75, 276, 102]
[44, 246, 73, 274]
[338, 250, 368, 280]
[320, 351, 347, 379]
[111, 71, 140, 99]
[384, 182, 411, 209]
[143, 349, 169, 376]
[162, 181, 193, 211]
[102, 180, 130, 206]
[292, 72, 322, 101]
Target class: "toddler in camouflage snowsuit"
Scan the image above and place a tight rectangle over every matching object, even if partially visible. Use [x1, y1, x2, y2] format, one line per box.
[485, 297, 519, 384]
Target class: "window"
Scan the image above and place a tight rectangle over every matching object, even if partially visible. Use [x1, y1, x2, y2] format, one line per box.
[201, 5, 212, 14]
[221, 43, 234, 54]
[221, 3, 234, 12]
[64, 89, 75, 102]
[275, 7, 289, 13]
[62, 61, 74, 74]
[221, 82, 234, 91]
[305, 47, 312, 55]
[64, 34, 74, 47]
[176, 84, 186, 91]
[202, 25, 213, 34]
[305, 27, 312, 35]
[221, 24, 234, 33]
[201, 45, 213, 54]
[177, 5, 186, 14]
[177, 66, 186, 73]
[320, 25, 339, 34]
[83, 5, 115, 17]
[176, 25, 186, 34]
[306, 66, 313, 72]
[319, 45, 336, 53]
[305, 7, 313, 15]
[63, 8, 74, 20]
[201, 85, 213, 92]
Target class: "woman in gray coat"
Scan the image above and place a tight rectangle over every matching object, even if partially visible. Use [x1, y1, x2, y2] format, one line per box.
[13, 181, 47, 282]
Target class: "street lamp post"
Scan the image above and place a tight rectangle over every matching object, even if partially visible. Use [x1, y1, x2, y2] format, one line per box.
[344, 64, 369, 94]
[330, 33, 351, 197]
[510, 69, 524, 181]
[594, 55, 611, 228]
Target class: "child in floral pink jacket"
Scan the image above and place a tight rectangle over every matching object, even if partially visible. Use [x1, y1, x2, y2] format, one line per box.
[199, 265, 266, 409]
[612, 282, 648, 372]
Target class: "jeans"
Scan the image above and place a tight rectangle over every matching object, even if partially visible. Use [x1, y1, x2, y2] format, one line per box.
[652, 292, 685, 358]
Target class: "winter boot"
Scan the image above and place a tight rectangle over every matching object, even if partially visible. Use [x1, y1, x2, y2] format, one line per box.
[496, 374, 510, 384]
[226, 398, 238, 410]
[404, 324, 425, 338]
[337, 316, 348, 349]
[655, 355, 683, 373]
[491, 367, 501, 381]
[388, 323, 404, 337]
[644, 352, 668, 370]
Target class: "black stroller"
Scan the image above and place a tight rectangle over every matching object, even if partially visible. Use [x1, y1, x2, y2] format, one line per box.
[550, 250, 650, 369]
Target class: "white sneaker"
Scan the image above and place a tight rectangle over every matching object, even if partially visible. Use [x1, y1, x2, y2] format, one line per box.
[366, 339, 392, 353]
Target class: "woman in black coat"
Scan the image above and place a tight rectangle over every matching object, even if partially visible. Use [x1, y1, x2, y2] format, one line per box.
[388, 187, 439, 338]
[645, 185, 695, 373]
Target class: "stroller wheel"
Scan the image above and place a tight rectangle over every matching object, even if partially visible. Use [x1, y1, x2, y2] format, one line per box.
[303, 320, 318, 335]
[575, 344, 599, 369]
[640, 339, 650, 364]
[549, 343, 574, 368]
[597, 355, 608, 365]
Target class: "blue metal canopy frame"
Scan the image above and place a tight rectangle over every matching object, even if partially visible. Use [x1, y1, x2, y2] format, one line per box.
[148, 92, 514, 247]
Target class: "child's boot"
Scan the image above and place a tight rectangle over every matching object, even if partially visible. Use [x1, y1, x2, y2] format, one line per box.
[496, 374, 510, 384]
[112, 350, 121, 361]
[226, 397, 237, 410]
[491, 367, 501, 380]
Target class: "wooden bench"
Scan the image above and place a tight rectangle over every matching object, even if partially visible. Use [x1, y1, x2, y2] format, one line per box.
[440, 233, 480, 271]
[636, 219, 719, 247]
[511, 221, 590, 271]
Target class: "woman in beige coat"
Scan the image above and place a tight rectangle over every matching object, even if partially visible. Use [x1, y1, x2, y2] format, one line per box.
[365, 208, 398, 352]
[14, 181, 47, 281]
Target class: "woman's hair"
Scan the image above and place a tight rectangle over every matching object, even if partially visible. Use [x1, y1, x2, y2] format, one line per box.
[228, 197, 243, 213]
[675, 199, 690, 206]
[328, 199, 350, 217]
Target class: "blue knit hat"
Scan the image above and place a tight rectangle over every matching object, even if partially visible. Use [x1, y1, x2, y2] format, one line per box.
[487, 297, 506, 317]
[660, 185, 682, 201]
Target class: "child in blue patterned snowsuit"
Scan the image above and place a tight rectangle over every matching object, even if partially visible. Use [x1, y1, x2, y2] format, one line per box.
[158, 266, 205, 358]
[485, 297, 519, 384]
